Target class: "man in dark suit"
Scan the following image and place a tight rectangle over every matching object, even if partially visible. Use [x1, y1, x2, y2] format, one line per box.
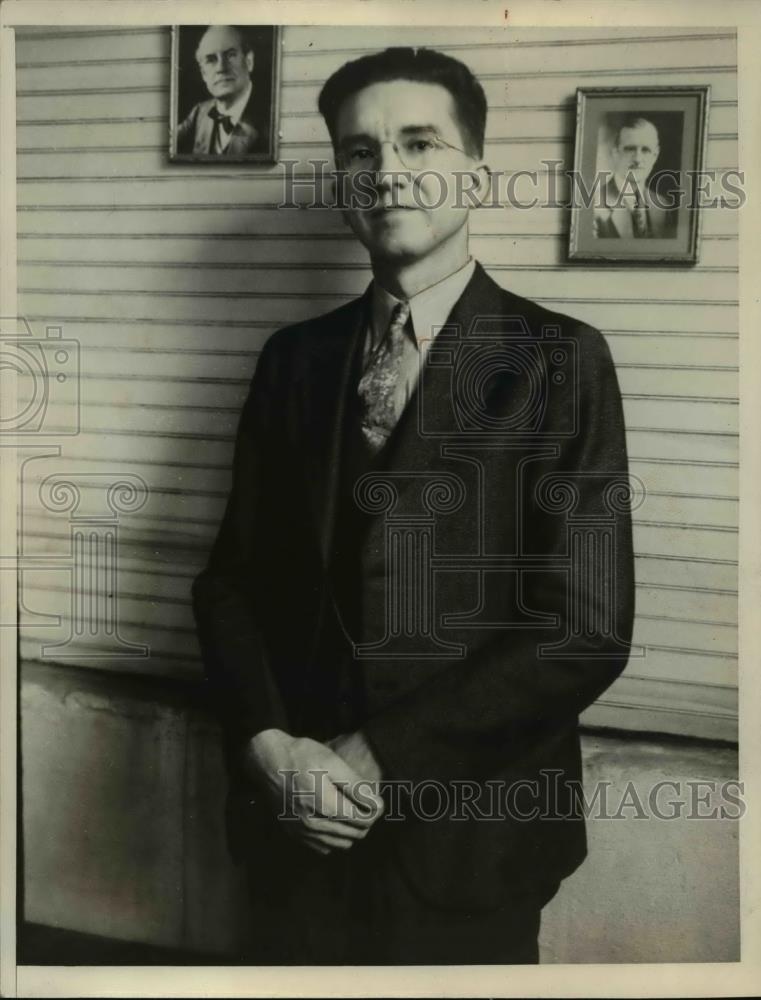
[594, 115, 677, 238]
[193, 46, 635, 965]
[177, 25, 265, 157]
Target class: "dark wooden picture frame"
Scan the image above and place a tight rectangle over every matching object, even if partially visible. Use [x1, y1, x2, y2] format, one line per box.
[568, 86, 711, 264]
[169, 25, 281, 163]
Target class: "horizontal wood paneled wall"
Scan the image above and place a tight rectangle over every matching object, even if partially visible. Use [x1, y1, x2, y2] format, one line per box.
[15, 25, 738, 740]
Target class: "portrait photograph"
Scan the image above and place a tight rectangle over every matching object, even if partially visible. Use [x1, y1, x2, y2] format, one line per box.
[169, 24, 281, 162]
[569, 86, 710, 263]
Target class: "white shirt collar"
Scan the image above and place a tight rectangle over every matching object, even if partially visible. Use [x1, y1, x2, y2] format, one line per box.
[370, 258, 476, 353]
[215, 79, 252, 127]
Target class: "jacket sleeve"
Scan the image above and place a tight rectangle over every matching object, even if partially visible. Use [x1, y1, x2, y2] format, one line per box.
[362, 328, 635, 783]
[192, 335, 291, 754]
[176, 104, 199, 155]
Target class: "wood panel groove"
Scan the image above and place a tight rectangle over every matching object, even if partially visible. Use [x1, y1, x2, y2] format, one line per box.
[624, 394, 736, 404]
[64, 359, 737, 375]
[17, 258, 740, 277]
[20, 422, 739, 445]
[20, 504, 740, 536]
[630, 456, 737, 467]
[646, 491, 736, 503]
[17, 287, 741, 308]
[593, 699, 734, 720]
[15, 63, 737, 100]
[610, 675, 736, 691]
[281, 65, 739, 85]
[19, 475, 735, 508]
[19, 582, 739, 636]
[17, 57, 165, 70]
[17, 319, 738, 338]
[286, 32, 738, 55]
[15, 132, 737, 155]
[15, 27, 161, 39]
[15, 97, 739, 127]
[641, 582, 737, 596]
[30, 451, 733, 478]
[16, 549, 737, 594]
[15, 29, 736, 60]
[18, 387, 741, 408]
[633, 519, 736, 533]
[17, 86, 168, 97]
[637, 613, 735, 628]
[18, 232, 739, 245]
[637, 643, 736, 660]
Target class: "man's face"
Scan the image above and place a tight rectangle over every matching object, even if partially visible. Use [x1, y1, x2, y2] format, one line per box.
[611, 120, 660, 191]
[333, 80, 486, 264]
[196, 26, 254, 102]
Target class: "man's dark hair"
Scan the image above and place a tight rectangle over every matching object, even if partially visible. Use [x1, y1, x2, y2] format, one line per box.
[318, 46, 488, 158]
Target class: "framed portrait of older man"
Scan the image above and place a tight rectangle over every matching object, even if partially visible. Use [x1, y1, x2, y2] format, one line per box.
[169, 25, 281, 163]
[568, 86, 710, 263]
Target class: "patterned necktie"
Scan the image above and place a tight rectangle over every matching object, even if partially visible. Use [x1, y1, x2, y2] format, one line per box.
[358, 300, 411, 452]
[632, 191, 649, 238]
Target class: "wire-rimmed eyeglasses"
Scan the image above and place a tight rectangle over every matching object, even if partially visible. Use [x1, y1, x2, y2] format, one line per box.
[336, 128, 469, 173]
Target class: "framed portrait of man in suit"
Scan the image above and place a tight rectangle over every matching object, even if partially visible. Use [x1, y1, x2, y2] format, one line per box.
[568, 86, 710, 263]
[169, 25, 281, 163]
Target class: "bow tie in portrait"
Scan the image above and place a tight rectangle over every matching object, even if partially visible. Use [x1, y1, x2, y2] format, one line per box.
[208, 106, 234, 134]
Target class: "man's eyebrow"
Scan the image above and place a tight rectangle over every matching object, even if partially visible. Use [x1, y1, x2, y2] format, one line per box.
[398, 124, 445, 135]
[337, 132, 376, 146]
[200, 46, 240, 59]
[338, 125, 446, 145]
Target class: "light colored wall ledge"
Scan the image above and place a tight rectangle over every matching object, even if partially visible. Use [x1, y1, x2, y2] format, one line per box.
[20, 660, 739, 963]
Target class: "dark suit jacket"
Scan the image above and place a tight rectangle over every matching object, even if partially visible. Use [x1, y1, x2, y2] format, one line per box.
[177, 92, 264, 156]
[594, 177, 678, 239]
[192, 262, 635, 910]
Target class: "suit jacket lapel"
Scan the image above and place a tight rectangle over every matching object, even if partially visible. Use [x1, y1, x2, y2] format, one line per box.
[377, 262, 507, 477]
[194, 100, 260, 156]
[227, 119, 260, 156]
[300, 264, 521, 558]
[230, 92, 261, 155]
[195, 103, 215, 154]
[300, 289, 370, 565]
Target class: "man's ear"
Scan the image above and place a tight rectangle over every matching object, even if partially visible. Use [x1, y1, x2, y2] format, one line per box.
[468, 163, 492, 209]
[246, 50, 254, 75]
